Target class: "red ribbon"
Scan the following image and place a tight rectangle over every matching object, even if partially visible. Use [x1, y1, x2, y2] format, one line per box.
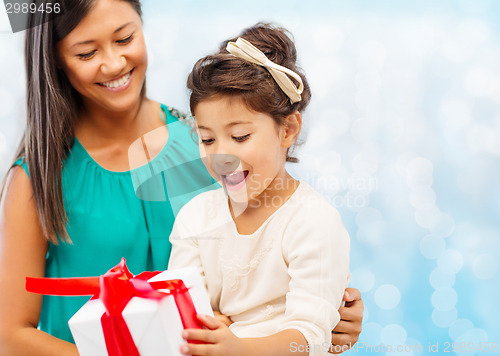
[26, 258, 203, 356]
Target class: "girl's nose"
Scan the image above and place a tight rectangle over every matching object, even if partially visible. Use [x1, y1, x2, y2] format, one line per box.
[211, 154, 240, 175]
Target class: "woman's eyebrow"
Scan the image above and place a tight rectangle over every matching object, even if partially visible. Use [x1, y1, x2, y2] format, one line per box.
[70, 22, 134, 48]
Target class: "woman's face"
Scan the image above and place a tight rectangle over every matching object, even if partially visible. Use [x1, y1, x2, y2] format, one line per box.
[56, 0, 147, 113]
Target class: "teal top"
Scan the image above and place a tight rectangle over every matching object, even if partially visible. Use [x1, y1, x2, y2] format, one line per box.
[13, 104, 218, 343]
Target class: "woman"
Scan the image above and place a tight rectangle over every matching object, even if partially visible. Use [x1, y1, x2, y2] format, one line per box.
[0, 0, 363, 354]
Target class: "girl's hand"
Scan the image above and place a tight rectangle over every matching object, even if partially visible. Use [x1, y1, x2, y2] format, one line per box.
[213, 310, 233, 327]
[329, 288, 364, 353]
[180, 314, 246, 356]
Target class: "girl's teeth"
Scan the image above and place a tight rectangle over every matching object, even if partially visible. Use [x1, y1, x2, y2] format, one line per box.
[224, 171, 246, 185]
[102, 72, 130, 88]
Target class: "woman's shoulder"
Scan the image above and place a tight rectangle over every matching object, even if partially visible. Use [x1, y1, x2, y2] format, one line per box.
[12, 157, 29, 178]
[3, 159, 34, 207]
[163, 105, 190, 122]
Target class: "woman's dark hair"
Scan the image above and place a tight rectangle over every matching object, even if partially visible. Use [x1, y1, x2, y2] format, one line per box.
[187, 23, 311, 163]
[0, 0, 144, 244]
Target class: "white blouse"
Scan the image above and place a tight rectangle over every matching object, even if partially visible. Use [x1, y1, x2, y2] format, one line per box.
[168, 181, 350, 356]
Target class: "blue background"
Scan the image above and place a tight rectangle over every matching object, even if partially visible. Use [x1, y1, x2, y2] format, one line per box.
[1, 1, 499, 355]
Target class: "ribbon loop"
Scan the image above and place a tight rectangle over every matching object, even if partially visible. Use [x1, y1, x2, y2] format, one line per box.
[226, 37, 304, 104]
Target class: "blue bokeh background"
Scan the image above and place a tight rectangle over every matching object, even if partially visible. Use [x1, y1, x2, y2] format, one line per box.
[1, 1, 499, 355]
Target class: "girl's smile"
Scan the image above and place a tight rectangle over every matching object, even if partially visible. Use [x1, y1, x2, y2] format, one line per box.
[221, 169, 250, 191]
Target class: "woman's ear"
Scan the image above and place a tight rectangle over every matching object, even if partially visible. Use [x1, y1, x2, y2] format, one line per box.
[280, 111, 302, 148]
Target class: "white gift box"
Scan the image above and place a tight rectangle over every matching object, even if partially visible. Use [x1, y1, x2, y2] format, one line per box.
[68, 267, 213, 356]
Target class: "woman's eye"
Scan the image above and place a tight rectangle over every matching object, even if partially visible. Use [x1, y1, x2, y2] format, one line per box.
[117, 34, 134, 44]
[77, 50, 97, 60]
[233, 134, 250, 142]
[201, 138, 215, 145]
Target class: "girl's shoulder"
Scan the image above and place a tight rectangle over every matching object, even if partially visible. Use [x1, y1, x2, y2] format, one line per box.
[283, 180, 344, 225]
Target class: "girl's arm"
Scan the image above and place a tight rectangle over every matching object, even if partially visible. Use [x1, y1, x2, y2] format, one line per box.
[167, 210, 204, 280]
[0, 167, 78, 356]
[181, 314, 308, 356]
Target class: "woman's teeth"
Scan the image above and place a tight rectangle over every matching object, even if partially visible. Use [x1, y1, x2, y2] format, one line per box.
[100, 71, 131, 88]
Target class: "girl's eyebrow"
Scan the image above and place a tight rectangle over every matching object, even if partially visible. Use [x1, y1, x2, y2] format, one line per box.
[197, 121, 252, 130]
[225, 121, 252, 128]
[70, 22, 133, 49]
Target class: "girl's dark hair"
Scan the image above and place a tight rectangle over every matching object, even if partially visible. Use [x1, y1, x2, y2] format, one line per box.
[187, 23, 311, 163]
[0, 0, 144, 244]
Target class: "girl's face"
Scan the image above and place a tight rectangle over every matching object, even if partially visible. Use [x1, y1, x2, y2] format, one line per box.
[195, 96, 295, 205]
[56, 0, 147, 113]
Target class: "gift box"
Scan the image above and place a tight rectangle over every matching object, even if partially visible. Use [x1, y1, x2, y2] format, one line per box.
[26, 259, 213, 356]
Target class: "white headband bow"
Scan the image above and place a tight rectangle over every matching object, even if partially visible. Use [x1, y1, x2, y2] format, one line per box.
[226, 37, 304, 104]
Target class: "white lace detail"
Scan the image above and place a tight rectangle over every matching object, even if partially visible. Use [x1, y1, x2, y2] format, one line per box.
[261, 305, 276, 320]
[218, 220, 282, 292]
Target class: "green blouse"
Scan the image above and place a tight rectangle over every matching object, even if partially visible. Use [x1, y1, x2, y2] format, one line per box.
[13, 105, 217, 342]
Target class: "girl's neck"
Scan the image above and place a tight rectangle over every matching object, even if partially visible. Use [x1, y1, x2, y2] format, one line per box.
[229, 170, 300, 235]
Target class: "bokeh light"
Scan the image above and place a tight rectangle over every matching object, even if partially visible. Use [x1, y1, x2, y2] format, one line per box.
[1, 0, 499, 354]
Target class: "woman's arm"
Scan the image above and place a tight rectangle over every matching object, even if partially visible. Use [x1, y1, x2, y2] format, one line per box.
[0, 167, 78, 356]
[330, 288, 364, 354]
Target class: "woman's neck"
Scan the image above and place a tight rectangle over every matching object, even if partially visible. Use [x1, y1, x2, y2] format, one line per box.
[76, 96, 153, 145]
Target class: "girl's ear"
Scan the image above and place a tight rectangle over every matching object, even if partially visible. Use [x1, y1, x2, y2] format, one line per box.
[280, 111, 302, 148]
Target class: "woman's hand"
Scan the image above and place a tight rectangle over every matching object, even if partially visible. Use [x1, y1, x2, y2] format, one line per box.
[213, 310, 233, 327]
[329, 288, 364, 354]
[180, 314, 245, 356]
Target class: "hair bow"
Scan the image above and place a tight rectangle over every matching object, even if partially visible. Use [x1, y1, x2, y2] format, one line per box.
[226, 37, 304, 104]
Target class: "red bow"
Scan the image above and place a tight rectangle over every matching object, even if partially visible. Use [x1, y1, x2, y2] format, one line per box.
[26, 258, 203, 356]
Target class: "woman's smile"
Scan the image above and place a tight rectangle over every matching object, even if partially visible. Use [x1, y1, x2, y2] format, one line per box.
[97, 68, 134, 92]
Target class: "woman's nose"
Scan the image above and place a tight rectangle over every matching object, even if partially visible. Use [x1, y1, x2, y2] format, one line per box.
[100, 48, 126, 76]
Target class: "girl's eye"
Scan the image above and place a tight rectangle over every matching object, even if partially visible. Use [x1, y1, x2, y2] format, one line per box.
[77, 50, 97, 60]
[201, 138, 215, 145]
[117, 34, 134, 44]
[233, 134, 250, 142]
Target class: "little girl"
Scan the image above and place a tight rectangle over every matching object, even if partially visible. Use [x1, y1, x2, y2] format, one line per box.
[168, 23, 350, 356]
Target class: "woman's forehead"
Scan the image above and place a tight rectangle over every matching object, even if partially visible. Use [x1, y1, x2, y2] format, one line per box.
[60, 0, 141, 45]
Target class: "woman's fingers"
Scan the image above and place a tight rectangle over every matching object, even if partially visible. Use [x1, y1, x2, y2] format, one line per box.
[338, 306, 364, 323]
[330, 289, 364, 354]
[331, 331, 354, 346]
[343, 287, 361, 303]
[331, 320, 351, 334]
